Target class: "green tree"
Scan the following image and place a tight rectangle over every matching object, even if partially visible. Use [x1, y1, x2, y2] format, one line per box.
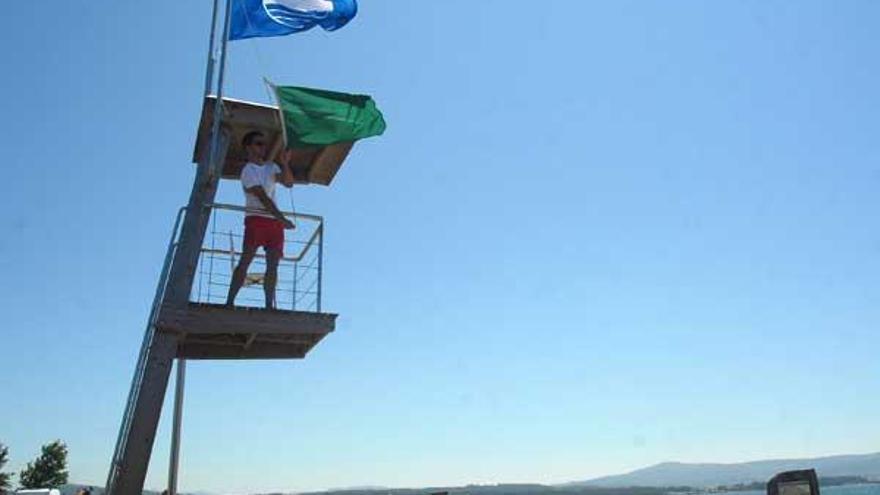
[0, 442, 12, 494]
[18, 440, 68, 489]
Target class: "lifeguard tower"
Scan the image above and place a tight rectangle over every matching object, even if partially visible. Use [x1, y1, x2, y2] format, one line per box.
[104, 92, 352, 495]
[103, 91, 350, 495]
[103, 2, 377, 491]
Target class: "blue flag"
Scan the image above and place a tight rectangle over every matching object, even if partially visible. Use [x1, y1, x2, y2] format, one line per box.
[230, 0, 357, 41]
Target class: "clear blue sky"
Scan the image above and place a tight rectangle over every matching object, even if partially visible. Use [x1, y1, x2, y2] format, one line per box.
[1, 1, 878, 493]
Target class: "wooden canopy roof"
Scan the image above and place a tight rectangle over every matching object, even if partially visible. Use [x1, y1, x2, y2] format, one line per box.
[192, 95, 354, 185]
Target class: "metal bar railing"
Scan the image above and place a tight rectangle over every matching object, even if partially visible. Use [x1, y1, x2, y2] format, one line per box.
[205, 202, 324, 222]
[194, 203, 324, 312]
[317, 223, 324, 312]
[203, 202, 323, 260]
[106, 206, 187, 493]
[198, 247, 307, 263]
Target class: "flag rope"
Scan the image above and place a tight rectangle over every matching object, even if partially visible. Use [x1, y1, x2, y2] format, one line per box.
[263, 77, 298, 219]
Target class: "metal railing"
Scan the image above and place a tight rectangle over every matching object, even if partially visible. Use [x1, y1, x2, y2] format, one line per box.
[106, 206, 187, 494]
[190, 203, 324, 312]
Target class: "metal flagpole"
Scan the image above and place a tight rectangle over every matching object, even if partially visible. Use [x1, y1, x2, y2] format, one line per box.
[203, 0, 221, 96]
[168, 359, 186, 495]
[168, 1, 229, 494]
[207, 0, 234, 178]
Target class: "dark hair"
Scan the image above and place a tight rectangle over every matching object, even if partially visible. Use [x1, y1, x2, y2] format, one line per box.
[242, 130, 264, 148]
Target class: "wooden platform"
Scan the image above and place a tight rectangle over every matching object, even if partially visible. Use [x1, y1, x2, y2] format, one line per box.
[155, 303, 336, 359]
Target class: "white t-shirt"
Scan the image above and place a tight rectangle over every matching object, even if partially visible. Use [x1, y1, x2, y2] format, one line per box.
[241, 161, 282, 218]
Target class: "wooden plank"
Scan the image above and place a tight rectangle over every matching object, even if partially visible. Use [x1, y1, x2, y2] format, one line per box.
[182, 335, 321, 347]
[178, 341, 309, 360]
[156, 304, 336, 337]
[253, 334, 325, 346]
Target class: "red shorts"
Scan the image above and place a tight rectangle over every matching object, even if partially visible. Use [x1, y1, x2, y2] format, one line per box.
[243, 216, 284, 255]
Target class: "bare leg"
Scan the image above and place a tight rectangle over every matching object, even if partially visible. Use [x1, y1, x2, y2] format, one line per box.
[226, 246, 257, 307]
[264, 248, 281, 309]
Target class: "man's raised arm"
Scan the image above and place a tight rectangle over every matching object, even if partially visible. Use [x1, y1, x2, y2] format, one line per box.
[276, 149, 295, 187]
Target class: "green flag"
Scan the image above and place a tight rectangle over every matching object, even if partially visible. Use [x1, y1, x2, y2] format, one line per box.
[274, 85, 387, 148]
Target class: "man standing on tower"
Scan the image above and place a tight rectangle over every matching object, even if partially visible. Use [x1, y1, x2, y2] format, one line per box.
[226, 130, 296, 309]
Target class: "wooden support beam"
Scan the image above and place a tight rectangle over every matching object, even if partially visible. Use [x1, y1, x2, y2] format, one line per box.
[178, 341, 309, 360]
[181, 334, 321, 347]
[243, 333, 259, 350]
[109, 332, 177, 495]
[252, 334, 321, 346]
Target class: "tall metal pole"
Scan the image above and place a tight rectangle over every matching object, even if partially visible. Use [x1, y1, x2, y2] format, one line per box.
[168, 1, 229, 494]
[203, 0, 221, 96]
[167, 359, 186, 495]
[207, 0, 234, 178]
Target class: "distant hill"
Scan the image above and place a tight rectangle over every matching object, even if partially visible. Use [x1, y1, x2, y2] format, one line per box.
[57, 453, 880, 495]
[298, 484, 688, 495]
[574, 452, 880, 488]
